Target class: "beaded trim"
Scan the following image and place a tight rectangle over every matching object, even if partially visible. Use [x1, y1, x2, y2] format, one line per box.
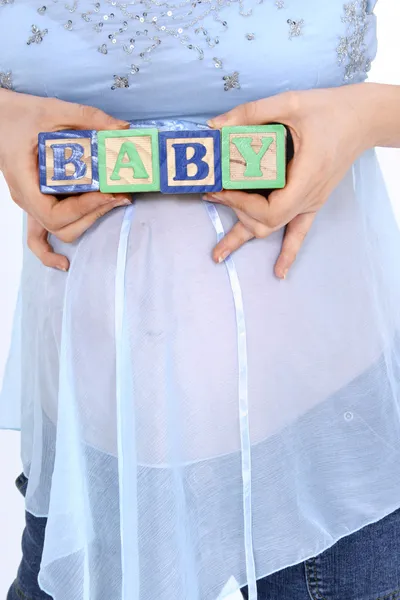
[337, 0, 372, 81]
[1, 1, 375, 92]
[0, 71, 13, 90]
[28, 0, 302, 91]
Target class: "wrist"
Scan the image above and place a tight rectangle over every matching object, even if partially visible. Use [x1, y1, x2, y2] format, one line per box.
[358, 83, 400, 149]
[0, 87, 19, 111]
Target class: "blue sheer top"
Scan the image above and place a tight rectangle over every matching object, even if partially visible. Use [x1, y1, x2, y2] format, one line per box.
[3, 3, 400, 600]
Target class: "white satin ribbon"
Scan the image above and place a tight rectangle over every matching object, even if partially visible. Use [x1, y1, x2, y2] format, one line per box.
[205, 202, 257, 600]
[115, 205, 140, 600]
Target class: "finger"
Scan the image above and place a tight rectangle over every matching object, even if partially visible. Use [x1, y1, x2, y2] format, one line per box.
[204, 191, 280, 229]
[21, 152, 132, 229]
[208, 91, 297, 128]
[234, 208, 264, 236]
[274, 212, 316, 279]
[47, 192, 132, 232]
[205, 140, 314, 231]
[25, 188, 131, 232]
[27, 216, 69, 271]
[53, 196, 132, 243]
[212, 221, 254, 263]
[46, 98, 130, 131]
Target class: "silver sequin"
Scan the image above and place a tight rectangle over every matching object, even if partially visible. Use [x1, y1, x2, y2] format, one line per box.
[337, 0, 371, 81]
[287, 19, 304, 40]
[0, 71, 13, 90]
[223, 71, 241, 91]
[27, 24, 48, 45]
[111, 74, 129, 90]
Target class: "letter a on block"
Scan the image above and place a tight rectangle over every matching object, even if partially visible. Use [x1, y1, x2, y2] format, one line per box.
[221, 125, 286, 190]
[158, 129, 222, 194]
[38, 130, 99, 195]
[98, 129, 160, 193]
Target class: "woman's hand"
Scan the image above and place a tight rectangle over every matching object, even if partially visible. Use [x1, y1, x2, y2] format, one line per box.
[0, 89, 131, 271]
[204, 83, 377, 279]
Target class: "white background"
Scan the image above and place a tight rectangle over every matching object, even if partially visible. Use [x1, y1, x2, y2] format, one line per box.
[0, 2, 399, 596]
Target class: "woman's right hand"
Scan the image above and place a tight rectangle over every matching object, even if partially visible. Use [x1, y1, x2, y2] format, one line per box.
[0, 88, 131, 271]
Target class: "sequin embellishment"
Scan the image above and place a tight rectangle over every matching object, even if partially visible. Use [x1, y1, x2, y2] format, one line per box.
[111, 75, 129, 90]
[24, 0, 289, 91]
[0, 71, 13, 90]
[287, 19, 304, 40]
[223, 71, 241, 91]
[27, 24, 48, 45]
[338, 0, 372, 81]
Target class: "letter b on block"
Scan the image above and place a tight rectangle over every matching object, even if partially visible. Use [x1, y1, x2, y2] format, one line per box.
[222, 125, 286, 190]
[159, 130, 222, 194]
[38, 130, 99, 194]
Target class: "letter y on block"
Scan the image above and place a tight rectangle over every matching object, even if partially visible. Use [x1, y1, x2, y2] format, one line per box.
[222, 125, 286, 190]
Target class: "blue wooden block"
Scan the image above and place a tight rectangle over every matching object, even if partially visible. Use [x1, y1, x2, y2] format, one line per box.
[158, 129, 222, 194]
[38, 130, 99, 195]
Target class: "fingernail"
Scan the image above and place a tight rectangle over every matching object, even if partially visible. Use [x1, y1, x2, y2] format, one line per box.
[113, 194, 133, 204]
[117, 198, 132, 206]
[217, 250, 230, 263]
[207, 114, 227, 128]
[204, 193, 222, 203]
[280, 269, 289, 280]
[57, 265, 68, 272]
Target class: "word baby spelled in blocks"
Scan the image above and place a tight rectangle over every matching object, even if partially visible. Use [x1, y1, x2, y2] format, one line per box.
[38, 125, 286, 195]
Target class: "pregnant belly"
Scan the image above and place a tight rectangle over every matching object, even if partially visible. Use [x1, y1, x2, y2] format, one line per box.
[38, 179, 382, 461]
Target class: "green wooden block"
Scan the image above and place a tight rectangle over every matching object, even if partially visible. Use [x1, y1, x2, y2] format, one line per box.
[221, 125, 286, 190]
[98, 128, 160, 193]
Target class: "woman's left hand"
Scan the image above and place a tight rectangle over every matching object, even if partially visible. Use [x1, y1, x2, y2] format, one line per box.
[204, 83, 376, 278]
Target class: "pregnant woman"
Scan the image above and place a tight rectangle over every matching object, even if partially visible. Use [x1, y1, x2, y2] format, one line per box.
[1, 1, 400, 599]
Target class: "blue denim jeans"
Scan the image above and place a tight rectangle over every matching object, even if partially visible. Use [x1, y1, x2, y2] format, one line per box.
[7, 473, 400, 600]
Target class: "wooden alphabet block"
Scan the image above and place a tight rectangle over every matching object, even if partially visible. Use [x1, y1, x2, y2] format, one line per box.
[221, 125, 286, 190]
[98, 129, 160, 193]
[158, 130, 222, 194]
[38, 130, 99, 195]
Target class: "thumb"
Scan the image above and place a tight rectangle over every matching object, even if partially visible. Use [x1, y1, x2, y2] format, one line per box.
[208, 91, 295, 129]
[58, 100, 130, 131]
